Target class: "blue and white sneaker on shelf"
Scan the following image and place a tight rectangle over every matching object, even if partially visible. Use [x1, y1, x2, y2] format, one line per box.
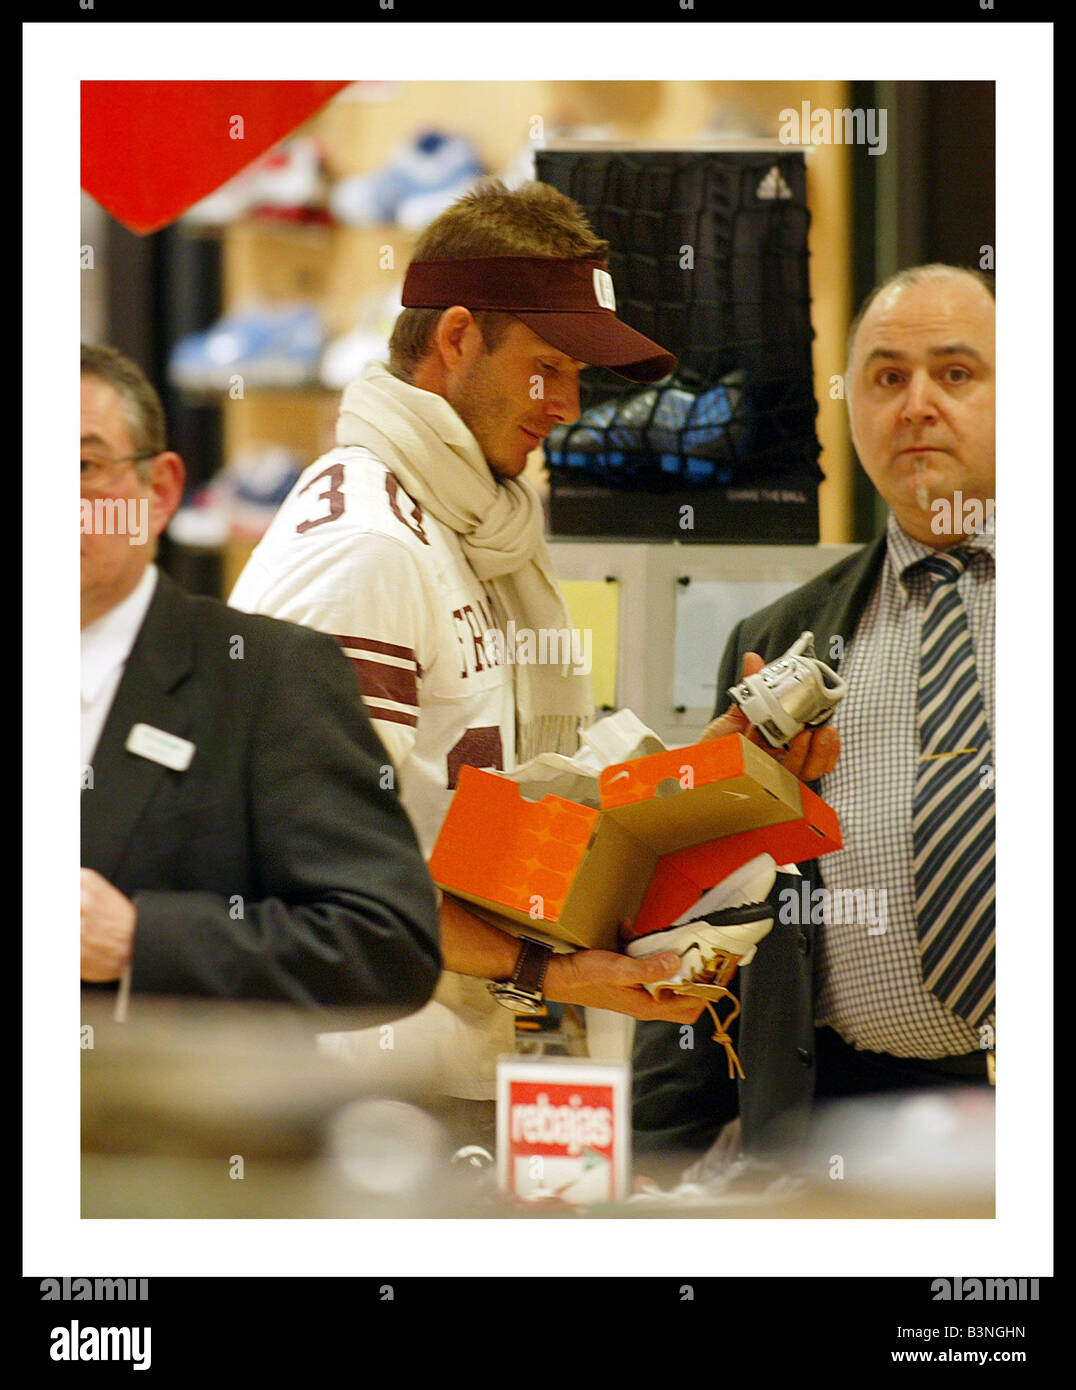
[169, 306, 283, 391]
[168, 445, 305, 548]
[329, 130, 484, 227]
[238, 304, 326, 387]
[170, 312, 242, 392]
[229, 445, 305, 540]
[169, 305, 326, 392]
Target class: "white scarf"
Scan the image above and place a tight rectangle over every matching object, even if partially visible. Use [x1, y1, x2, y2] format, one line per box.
[336, 361, 593, 761]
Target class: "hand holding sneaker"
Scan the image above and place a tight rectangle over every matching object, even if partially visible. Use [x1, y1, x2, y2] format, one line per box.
[542, 948, 706, 1025]
[625, 853, 781, 1078]
[702, 652, 841, 783]
[437, 895, 705, 1026]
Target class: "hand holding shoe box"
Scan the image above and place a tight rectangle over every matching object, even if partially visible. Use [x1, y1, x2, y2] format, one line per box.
[431, 648, 844, 1070]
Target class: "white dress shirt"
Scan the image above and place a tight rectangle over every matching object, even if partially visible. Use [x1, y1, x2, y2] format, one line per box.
[81, 566, 159, 770]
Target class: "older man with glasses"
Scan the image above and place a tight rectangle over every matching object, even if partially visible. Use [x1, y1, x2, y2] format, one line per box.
[80, 343, 442, 1015]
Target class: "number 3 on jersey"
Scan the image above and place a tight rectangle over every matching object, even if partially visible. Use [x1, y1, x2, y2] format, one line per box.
[296, 462, 346, 533]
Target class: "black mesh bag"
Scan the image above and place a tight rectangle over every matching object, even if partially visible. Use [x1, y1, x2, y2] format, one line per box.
[536, 149, 823, 540]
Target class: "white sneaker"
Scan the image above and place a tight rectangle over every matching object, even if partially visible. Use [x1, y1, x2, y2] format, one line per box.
[626, 853, 778, 999]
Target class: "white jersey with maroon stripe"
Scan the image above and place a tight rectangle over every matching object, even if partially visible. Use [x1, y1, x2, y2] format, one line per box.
[230, 443, 515, 854]
[229, 443, 518, 1099]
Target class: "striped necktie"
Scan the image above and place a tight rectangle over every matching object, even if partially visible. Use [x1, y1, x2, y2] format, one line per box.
[912, 548, 995, 1026]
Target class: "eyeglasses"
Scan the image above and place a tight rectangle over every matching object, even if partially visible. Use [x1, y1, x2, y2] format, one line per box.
[80, 450, 159, 494]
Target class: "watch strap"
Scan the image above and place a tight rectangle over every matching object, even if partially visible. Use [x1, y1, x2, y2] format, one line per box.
[512, 936, 553, 996]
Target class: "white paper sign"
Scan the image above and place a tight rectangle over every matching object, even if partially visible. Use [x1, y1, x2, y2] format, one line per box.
[674, 579, 795, 713]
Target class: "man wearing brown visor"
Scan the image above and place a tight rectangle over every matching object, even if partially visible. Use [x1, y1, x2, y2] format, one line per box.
[231, 178, 774, 1135]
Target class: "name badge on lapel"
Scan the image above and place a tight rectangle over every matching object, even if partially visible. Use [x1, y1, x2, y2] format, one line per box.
[126, 723, 195, 772]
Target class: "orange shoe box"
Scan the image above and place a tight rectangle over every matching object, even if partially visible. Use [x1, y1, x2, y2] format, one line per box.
[429, 733, 842, 951]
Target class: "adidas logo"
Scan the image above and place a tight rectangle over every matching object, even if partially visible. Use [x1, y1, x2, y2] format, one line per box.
[757, 166, 793, 200]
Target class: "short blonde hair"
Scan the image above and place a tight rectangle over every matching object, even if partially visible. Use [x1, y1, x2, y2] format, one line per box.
[389, 178, 610, 379]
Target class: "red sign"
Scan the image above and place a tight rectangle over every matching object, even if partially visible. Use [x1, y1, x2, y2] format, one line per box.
[507, 1080, 617, 1160]
[498, 1064, 630, 1205]
[81, 81, 350, 234]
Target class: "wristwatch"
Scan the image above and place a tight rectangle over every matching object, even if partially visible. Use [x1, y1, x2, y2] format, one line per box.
[487, 936, 554, 1015]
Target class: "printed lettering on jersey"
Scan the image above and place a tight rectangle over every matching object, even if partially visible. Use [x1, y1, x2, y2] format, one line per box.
[447, 726, 504, 788]
[232, 445, 516, 853]
[450, 595, 506, 681]
[295, 462, 346, 534]
[385, 472, 430, 546]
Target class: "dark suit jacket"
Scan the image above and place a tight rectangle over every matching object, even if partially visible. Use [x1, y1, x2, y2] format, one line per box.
[82, 570, 441, 1015]
[633, 537, 887, 1157]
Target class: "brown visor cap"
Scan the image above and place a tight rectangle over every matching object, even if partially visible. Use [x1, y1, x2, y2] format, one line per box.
[401, 256, 677, 384]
